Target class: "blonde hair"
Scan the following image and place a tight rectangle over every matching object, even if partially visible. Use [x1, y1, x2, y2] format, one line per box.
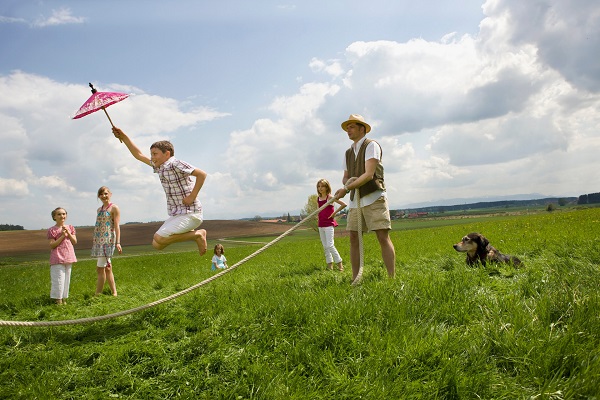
[316, 179, 332, 196]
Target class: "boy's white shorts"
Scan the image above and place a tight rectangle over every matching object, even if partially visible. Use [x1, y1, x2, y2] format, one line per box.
[156, 212, 203, 237]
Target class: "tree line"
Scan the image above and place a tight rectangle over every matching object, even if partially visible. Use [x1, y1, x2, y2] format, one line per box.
[577, 192, 600, 204]
[0, 224, 25, 231]
[402, 197, 577, 214]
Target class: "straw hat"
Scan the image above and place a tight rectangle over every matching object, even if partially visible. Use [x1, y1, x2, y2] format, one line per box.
[341, 114, 371, 133]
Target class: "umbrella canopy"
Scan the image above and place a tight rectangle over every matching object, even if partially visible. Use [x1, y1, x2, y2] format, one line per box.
[72, 83, 129, 127]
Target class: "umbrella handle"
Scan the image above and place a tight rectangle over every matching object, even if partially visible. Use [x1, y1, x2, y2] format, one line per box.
[102, 107, 123, 143]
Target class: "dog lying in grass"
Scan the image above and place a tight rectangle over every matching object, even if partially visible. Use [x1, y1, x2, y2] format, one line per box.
[453, 232, 522, 267]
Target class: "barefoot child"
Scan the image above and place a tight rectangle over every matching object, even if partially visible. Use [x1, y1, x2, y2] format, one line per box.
[92, 186, 121, 296]
[112, 127, 207, 255]
[316, 179, 346, 271]
[211, 244, 228, 271]
[47, 207, 77, 305]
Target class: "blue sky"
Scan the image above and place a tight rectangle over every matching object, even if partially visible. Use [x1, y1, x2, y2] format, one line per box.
[1, 0, 599, 229]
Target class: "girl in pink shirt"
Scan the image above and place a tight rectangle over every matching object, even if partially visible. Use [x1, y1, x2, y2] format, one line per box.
[316, 179, 347, 271]
[47, 207, 77, 305]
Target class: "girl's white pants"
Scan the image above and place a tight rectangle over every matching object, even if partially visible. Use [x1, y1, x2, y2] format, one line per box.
[318, 226, 342, 264]
[50, 263, 72, 299]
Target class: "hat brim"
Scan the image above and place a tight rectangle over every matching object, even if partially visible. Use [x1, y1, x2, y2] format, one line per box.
[341, 120, 371, 133]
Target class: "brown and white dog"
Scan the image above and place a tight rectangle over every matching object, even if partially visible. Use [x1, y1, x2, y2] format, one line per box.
[453, 233, 522, 267]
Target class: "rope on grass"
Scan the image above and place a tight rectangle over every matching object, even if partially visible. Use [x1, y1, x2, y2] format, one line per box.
[0, 196, 339, 327]
[351, 190, 364, 286]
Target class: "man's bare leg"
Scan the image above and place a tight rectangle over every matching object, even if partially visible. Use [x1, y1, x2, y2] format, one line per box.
[153, 229, 207, 256]
[375, 229, 396, 278]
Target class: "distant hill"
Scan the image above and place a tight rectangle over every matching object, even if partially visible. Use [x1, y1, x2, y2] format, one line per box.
[398, 196, 578, 213]
[396, 191, 600, 213]
[242, 193, 599, 221]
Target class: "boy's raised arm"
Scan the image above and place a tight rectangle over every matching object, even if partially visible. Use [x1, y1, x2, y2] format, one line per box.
[112, 127, 151, 166]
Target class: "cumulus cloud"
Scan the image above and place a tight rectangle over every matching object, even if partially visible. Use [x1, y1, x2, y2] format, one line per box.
[481, 0, 600, 92]
[309, 58, 345, 78]
[225, 82, 341, 193]
[0, 72, 229, 228]
[329, 34, 550, 134]
[428, 115, 568, 166]
[0, 178, 29, 197]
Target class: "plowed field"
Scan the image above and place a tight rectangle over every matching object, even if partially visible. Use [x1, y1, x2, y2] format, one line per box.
[0, 220, 295, 256]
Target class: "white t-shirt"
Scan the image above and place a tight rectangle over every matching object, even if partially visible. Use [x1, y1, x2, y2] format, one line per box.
[212, 254, 227, 269]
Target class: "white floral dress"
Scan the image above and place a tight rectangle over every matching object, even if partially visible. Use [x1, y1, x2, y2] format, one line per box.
[91, 203, 116, 257]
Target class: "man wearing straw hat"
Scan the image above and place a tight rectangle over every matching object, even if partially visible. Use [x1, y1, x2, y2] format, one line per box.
[334, 114, 396, 281]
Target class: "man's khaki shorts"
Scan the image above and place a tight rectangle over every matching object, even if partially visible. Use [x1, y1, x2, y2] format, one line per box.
[346, 196, 392, 232]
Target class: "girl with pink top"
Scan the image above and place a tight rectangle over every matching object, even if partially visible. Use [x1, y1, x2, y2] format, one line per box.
[316, 179, 347, 271]
[47, 207, 77, 305]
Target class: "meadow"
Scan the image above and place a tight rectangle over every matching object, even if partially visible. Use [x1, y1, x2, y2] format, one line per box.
[0, 207, 599, 399]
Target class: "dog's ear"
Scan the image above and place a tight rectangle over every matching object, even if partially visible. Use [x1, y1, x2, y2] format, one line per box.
[478, 234, 489, 248]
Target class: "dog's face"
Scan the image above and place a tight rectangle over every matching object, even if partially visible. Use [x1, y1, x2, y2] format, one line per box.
[453, 232, 521, 266]
[453, 233, 489, 254]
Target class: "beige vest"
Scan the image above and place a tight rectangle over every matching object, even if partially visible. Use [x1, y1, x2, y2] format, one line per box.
[345, 138, 385, 201]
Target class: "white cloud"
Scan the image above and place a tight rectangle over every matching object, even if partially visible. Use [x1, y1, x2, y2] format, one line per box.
[309, 58, 345, 78]
[0, 178, 29, 197]
[32, 8, 86, 28]
[0, 16, 27, 24]
[331, 34, 550, 135]
[223, 82, 341, 194]
[482, 0, 600, 92]
[34, 176, 78, 192]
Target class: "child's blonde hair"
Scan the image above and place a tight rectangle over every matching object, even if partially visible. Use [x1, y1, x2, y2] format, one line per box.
[214, 243, 225, 255]
[316, 179, 332, 196]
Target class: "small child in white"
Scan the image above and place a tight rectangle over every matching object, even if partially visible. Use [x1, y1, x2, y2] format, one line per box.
[211, 244, 228, 271]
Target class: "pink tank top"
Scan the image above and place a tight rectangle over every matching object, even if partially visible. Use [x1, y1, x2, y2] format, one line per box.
[318, 196, 338, 228]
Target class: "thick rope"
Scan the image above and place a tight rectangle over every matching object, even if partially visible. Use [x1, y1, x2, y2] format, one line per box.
[351, 190, 364, 286]
[0, 196, 338, 327]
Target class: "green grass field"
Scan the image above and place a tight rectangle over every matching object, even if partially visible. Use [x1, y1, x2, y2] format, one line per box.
[1, 208, 599, 399]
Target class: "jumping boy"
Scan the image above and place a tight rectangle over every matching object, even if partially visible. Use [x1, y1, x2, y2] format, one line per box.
[112, 127, 207, 256]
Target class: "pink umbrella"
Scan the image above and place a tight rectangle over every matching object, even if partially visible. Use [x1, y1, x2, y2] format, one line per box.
[72, 83, 129, 129]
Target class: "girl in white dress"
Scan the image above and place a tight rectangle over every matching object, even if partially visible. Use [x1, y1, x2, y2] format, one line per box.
[211, 244, 228, 271]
